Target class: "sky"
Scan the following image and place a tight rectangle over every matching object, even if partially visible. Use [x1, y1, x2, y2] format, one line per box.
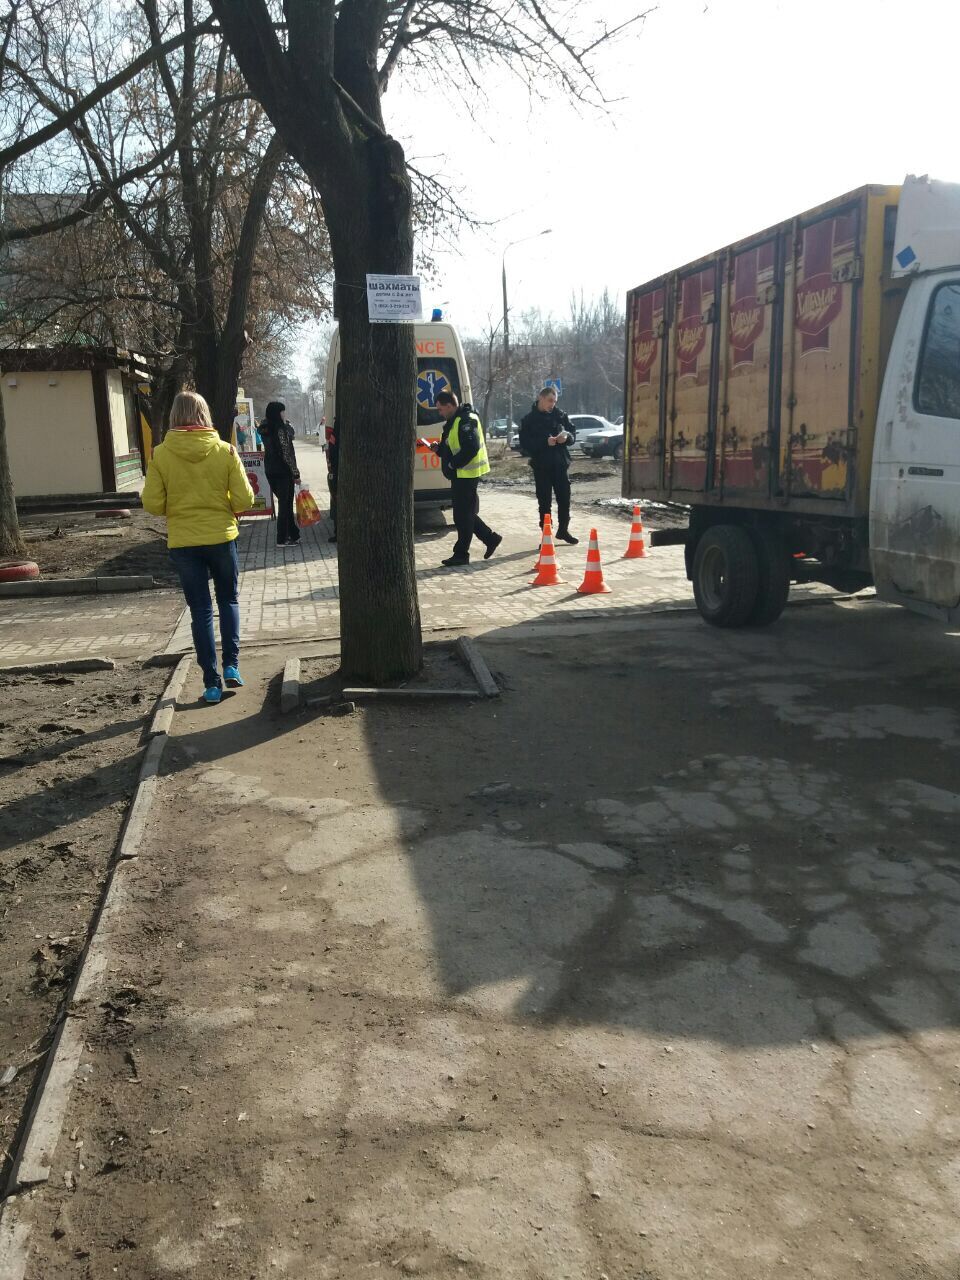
[377, 0, 960, 341]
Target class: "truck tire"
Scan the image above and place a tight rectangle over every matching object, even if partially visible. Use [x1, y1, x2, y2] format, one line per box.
[746, 526, 791, 626]
[692, 525, 759, 627]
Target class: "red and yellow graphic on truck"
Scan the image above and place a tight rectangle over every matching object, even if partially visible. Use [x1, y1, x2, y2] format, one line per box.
[627, 286, 666, 490]
[625, 185, 899, 515]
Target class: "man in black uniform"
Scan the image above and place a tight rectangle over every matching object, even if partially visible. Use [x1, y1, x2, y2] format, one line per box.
[518, 386, 578, 544]
[432, 391, 502, 567]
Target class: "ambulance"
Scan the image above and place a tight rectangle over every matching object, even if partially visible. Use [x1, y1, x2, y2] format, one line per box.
[323, 314, 473, 506]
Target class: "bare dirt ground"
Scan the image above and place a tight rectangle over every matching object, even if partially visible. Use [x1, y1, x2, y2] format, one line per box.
[0, 664, 166, 1187]
[486, 446, 688, 527]
[488, 446, 624, 494]
[20, 510, 178, 587]
[17, 601, 960, 1279]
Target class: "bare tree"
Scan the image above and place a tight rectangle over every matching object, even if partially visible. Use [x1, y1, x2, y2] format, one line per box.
[0, 1, 25, 558]
[0, 0, 311, 553]
[1, 1, 335, 438]
[210, 0, 643, 682]
[463, 291, 625, 427]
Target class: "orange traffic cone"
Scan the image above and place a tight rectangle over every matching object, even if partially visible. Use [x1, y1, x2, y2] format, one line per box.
[533, 513, 552, 572]
[530, 518, 562, 586]
[577, 529, 611, 594]
[623, 504, 648, 559]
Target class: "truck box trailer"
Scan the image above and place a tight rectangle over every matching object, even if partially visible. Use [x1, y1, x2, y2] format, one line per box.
[623, 176, 960, 626]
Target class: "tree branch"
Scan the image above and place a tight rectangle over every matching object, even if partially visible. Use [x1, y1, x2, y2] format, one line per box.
[0, 18, 216, 170]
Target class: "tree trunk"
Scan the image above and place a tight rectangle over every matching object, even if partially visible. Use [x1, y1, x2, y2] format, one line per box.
[154, 352, 190, 443]
[208, 1, 424, 681]
[211, 335, 246, 442]
[332, 136, 422, 683]
[209, 135, 285, 442]
[0, 391, 25, 559]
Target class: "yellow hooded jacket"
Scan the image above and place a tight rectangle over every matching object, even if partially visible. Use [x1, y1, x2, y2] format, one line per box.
[142, 428, 256, 549]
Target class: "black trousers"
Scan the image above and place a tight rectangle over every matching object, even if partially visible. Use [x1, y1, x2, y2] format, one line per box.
[533, 465, 571, 532]
[451, 477, 496, 558]
[268, 470, 298, 544]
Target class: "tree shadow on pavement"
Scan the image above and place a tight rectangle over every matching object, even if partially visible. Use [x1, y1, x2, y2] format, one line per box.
[344, 600, 960, 1049]
[146, 599, 960, 1054]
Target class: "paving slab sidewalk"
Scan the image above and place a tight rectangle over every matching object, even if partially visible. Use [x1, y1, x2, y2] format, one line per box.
[17, 601, 960, 1279]
[0, 591, 185, 667]
[165, 487, 828, 654]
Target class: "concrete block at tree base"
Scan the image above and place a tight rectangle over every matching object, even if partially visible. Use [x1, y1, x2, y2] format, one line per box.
[280, 658, 301, 714]
[456, 635, 501, 698]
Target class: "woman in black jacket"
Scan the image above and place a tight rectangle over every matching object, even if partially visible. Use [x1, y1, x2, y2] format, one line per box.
[518, 386, 578, 544]
[259, 401, 301, 548]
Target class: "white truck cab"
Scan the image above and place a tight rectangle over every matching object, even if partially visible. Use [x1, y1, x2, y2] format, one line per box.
[870, 177, 960, 622]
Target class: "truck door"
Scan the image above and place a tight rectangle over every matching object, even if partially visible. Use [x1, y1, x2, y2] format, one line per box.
[668, 264, 720, 494]
[625, 283, 667, 493]
[720, 239, 779, 497]
[782, 206, 861, 500]
[873, 276, 960, 612]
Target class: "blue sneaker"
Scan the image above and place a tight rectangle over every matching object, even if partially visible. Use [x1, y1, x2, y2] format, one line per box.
[224, 666, 244, 688]
[203, 686, 222, 705]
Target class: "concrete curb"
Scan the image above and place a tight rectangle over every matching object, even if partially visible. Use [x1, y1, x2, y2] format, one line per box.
[148, 655, 190, 737]
[0, 658, 116, 676]
[143, 651, 188, 668]
[2, 656, 183, 1252]
[117, 735, 165, 859]
[280, 657, 301, 714]
[0, 1196, 30, 1280]
[11, 1017, 86, 1188]
[0, 575, 155, 598]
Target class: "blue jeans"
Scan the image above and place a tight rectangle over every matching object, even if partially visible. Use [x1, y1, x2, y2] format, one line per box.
[169, 542, 240, 689]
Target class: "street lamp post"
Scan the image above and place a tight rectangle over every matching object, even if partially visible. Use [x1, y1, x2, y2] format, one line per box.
[502, 229, 552, 431]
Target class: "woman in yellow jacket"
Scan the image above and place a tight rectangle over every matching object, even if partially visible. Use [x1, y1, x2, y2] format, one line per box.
[142, 391, 255, 704]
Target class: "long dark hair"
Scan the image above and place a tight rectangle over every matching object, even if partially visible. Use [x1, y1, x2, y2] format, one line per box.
[260, 400, 285, 437]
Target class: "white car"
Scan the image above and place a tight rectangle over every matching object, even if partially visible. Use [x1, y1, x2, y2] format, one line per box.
[580, 425, 625, 462]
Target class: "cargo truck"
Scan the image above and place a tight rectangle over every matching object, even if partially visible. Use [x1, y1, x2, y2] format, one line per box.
[623, 176, 960, 626]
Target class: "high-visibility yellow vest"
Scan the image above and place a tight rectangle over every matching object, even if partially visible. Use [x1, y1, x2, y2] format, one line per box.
[448, 411, 490, 479]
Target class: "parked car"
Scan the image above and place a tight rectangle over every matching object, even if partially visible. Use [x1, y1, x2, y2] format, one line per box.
[580, 422, 625, 462]
[488, 417, 516, 439]
[566, 414, 613, 443]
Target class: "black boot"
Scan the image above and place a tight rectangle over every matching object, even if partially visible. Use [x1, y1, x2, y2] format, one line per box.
[484, 533, 503, 560]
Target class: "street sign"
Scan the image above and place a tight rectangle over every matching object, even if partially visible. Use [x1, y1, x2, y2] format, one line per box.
[544, 377, 563, 396]
[366, 274, 423, 324]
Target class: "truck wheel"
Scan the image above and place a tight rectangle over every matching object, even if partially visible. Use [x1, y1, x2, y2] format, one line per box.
[692, 525, 759, 627]
[746, 527, 790, 626]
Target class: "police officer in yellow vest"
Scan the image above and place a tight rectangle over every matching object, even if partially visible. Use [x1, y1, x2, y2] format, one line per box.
[432, 391, 503, 567]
